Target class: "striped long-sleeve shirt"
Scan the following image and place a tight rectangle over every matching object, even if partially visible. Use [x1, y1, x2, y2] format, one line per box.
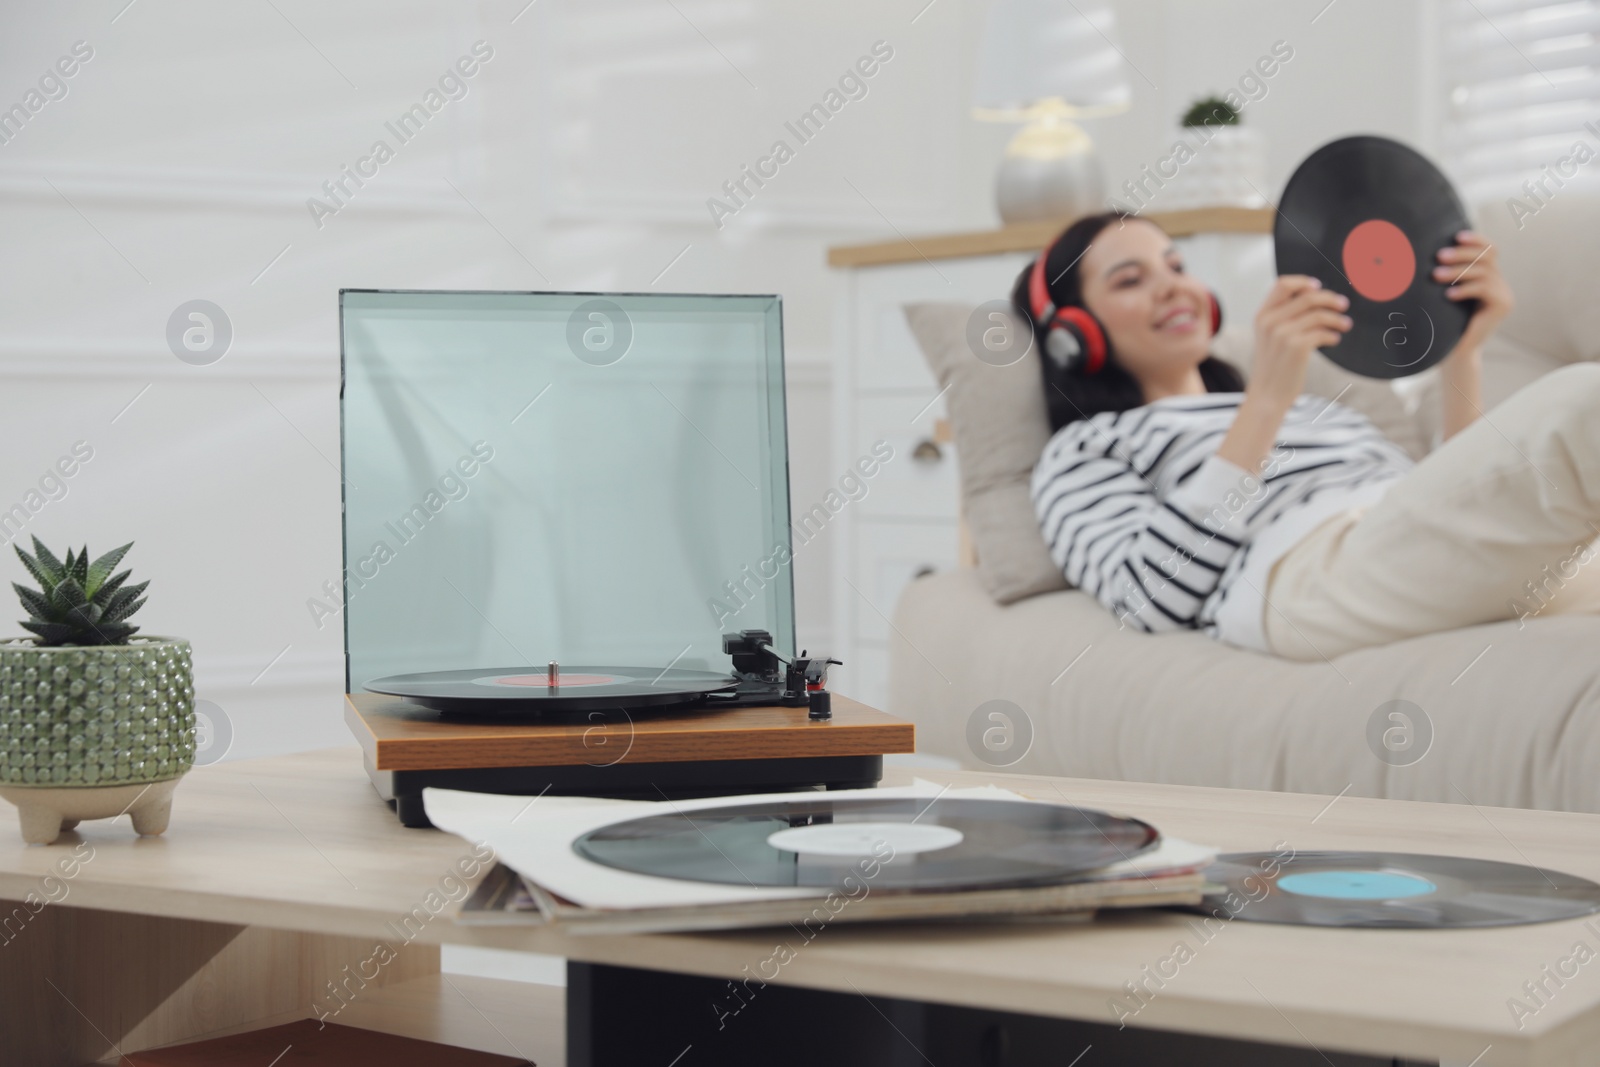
[1030, 392, 1414, 650]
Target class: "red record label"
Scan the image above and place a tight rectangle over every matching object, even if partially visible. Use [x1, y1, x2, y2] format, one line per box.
[1341, 219, 1415, 303]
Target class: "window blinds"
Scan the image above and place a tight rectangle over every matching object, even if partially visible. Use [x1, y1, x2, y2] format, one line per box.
[1440, 0, 1600, 204]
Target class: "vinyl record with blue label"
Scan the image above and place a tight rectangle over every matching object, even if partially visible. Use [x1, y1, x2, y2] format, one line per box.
[1275, 135, 1472, 379]
[1194, 851, 1600, 928]
[574, 796, 1158, 892]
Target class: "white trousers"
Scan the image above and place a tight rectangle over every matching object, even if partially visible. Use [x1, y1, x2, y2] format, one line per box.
[1265, 363, 1600, 661]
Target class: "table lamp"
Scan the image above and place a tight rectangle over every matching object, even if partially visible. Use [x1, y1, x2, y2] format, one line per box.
[972, 0, 1131, 224]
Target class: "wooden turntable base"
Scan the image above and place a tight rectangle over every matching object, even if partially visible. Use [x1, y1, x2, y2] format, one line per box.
[345, 693, 916, 827]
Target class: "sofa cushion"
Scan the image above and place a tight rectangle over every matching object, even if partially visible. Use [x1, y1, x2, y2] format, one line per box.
[1475, 193, 1600, 365]
[890, 566, 1600, 813]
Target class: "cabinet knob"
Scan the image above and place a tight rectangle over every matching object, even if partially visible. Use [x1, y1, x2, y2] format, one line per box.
[912, 439, 942, 464]
[912, 565, 936, 580]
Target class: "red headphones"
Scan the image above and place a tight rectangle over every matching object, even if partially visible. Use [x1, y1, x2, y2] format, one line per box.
[1027, 242, 1223, 375]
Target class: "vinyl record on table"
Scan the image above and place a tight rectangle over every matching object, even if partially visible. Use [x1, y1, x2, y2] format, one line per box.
[364, 665, 738, 715]
[1193, 851, 1600, 928]
[1274, 135, 1472, 379]
[573, 796, 1158, 892]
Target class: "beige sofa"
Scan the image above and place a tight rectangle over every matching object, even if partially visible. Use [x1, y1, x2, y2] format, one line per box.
[889, 194, 1600, 812]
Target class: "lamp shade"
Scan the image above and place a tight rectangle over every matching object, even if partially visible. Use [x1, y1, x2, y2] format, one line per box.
[972, 0, 1131, 118]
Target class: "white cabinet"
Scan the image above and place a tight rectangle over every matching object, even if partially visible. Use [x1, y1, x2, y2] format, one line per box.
[828, 250, 1032, 706]
[854, 394, 961, 519]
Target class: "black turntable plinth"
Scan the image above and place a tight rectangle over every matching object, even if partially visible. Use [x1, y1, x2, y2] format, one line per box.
[345, 693, 916, 828]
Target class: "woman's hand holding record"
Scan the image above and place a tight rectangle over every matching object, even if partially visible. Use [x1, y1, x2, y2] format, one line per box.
[1273, 135, 1477, 379]
[1433, 229, 1515, 356]
[1215, 275, 1351, 475]
[1251, 275, 1352, 406]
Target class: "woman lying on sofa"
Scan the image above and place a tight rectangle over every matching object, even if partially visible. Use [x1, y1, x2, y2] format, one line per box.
[1013, 210, 1599, 661]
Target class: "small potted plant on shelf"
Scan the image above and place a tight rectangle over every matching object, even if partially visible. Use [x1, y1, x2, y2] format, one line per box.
[1167, 95, 1265, 210]
[0, 538, 194, 844]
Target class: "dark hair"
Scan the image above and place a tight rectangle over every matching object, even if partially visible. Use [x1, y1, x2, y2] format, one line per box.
[1011, 212, 1245, 432]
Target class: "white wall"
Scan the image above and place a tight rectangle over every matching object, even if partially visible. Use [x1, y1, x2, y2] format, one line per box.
[0, 0, 1428, 761]
[0, 0, 997, 760]
[1085, 0, 1428, 210]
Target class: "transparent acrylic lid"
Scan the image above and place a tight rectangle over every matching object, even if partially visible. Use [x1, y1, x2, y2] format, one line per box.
[339, 290, 793, 693]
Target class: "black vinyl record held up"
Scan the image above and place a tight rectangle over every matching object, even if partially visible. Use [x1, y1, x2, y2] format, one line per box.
[573, 796, 1158, 892]
[1274, 135, 1472, 379]
[1195, 851, 1600, 928]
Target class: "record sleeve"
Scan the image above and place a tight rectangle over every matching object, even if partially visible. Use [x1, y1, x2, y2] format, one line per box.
[439, 785, 1215, 935]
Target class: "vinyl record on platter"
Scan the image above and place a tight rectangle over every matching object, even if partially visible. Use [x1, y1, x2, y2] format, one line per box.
[1274, 135, 1472, 379]
[364, 665, 738, 715]
[1193, 851, 1600, 928]
[573, 796, 1158, 891]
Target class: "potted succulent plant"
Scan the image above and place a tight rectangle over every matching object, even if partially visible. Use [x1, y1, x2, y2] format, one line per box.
[0, 538, 194, 844]
[1167, 95, 1265, 210]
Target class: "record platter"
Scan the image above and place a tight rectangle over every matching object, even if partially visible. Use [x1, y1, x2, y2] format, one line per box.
[1274, 134, 1472, 379]
[367, 666, 737, 713]
[363, 632, 836, 718]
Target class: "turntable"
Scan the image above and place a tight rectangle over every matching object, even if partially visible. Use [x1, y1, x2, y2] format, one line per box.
[339, 290, 913, 826]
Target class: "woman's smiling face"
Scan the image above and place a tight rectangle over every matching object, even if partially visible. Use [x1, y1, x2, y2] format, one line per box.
[1077, 218, 1215, 395]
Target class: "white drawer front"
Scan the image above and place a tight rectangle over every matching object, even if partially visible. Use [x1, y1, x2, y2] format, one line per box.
[852, 253, 1034, 391]
[859, 294, 937, 393]
[856, 394, 959, 519]
[851, 520, 960, 644]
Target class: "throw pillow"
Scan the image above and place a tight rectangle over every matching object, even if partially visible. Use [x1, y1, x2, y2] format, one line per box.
[903, 302, 1067, 604]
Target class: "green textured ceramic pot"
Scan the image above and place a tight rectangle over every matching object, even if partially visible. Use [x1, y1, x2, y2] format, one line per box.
[0, 636, 195, 843]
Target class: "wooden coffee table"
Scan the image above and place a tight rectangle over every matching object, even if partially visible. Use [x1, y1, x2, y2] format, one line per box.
[2, 747, 1599, 1065]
